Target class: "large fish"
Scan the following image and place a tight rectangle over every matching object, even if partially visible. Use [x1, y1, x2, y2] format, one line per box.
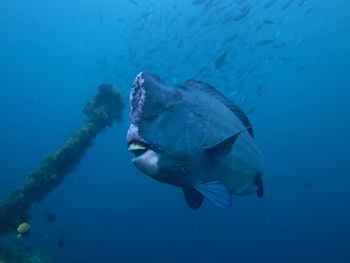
[127, 72, 264, 209]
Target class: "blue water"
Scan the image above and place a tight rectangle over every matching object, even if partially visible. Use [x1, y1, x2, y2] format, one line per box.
[1, 0, 349, 262]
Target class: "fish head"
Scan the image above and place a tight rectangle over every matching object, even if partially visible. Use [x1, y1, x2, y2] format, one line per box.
[127, 72, 191, 184]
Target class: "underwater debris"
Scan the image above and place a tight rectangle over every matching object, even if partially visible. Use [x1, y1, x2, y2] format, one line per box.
[0, 84, 124, 237]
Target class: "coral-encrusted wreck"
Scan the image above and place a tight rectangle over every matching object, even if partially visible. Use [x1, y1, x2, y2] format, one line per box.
[0, 84, 124, 237]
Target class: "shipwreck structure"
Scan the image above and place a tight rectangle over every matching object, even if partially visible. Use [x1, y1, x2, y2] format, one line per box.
[0, 84, 124, 237]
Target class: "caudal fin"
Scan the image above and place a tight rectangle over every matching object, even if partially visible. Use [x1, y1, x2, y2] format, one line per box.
[254, 174, 264, 198]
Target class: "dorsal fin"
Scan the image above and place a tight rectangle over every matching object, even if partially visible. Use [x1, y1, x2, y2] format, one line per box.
[181, 79, 254, 137]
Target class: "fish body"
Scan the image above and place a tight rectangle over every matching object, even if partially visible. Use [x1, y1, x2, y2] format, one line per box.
[298, 0, 306, 7]
[273, 42, 287, 49]
[215, 52, 228, 69]
[305, 7, 314, 16]
[234, 6, 252, 21]
[257, 39, 275, 46]
[263, 0, 277, 9]
[43, 211, 56, 222]
[191, 0, 207, 5]
[58, 230, 64, 248]
[17, 222, 31, 239]
[282, 0, 295, 10]
[263, 19, 276, 25]
[295, 65, 309, 72]
[225, 34, 239, 43]
[128, 0, 138, 6]
[127, 72, 263, 209]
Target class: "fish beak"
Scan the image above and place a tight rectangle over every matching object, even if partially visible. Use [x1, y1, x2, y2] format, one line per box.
[128, 141, 149, 158]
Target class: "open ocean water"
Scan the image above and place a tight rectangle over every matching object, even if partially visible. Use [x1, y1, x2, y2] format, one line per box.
[0, 0, 349, 262]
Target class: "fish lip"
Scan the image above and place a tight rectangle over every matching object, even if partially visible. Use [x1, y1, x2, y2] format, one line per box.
[127, 140, 151, 158]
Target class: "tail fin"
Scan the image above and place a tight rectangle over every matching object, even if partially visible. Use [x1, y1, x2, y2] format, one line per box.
[254, 174, 264, 198]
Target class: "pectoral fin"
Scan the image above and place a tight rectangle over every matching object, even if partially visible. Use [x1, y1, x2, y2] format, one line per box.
[182, 187, 204, 210]
[205, 127, 251, 157]
[195, 181, 232, 208]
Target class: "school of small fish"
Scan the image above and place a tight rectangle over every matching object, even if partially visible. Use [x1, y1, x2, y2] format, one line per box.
[93, 0, 314, 113]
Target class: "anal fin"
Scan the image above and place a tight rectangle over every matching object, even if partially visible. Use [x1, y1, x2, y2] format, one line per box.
[182, 187, 204, 210]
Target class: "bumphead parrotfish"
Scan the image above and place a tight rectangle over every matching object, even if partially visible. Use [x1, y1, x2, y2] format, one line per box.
[127, 72, 264, 209]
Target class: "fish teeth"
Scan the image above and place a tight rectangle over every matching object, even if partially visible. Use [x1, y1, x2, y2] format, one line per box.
[128, 143, 146, 151]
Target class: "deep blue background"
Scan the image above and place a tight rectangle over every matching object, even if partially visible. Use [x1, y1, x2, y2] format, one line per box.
[0, 0, 349, 262]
